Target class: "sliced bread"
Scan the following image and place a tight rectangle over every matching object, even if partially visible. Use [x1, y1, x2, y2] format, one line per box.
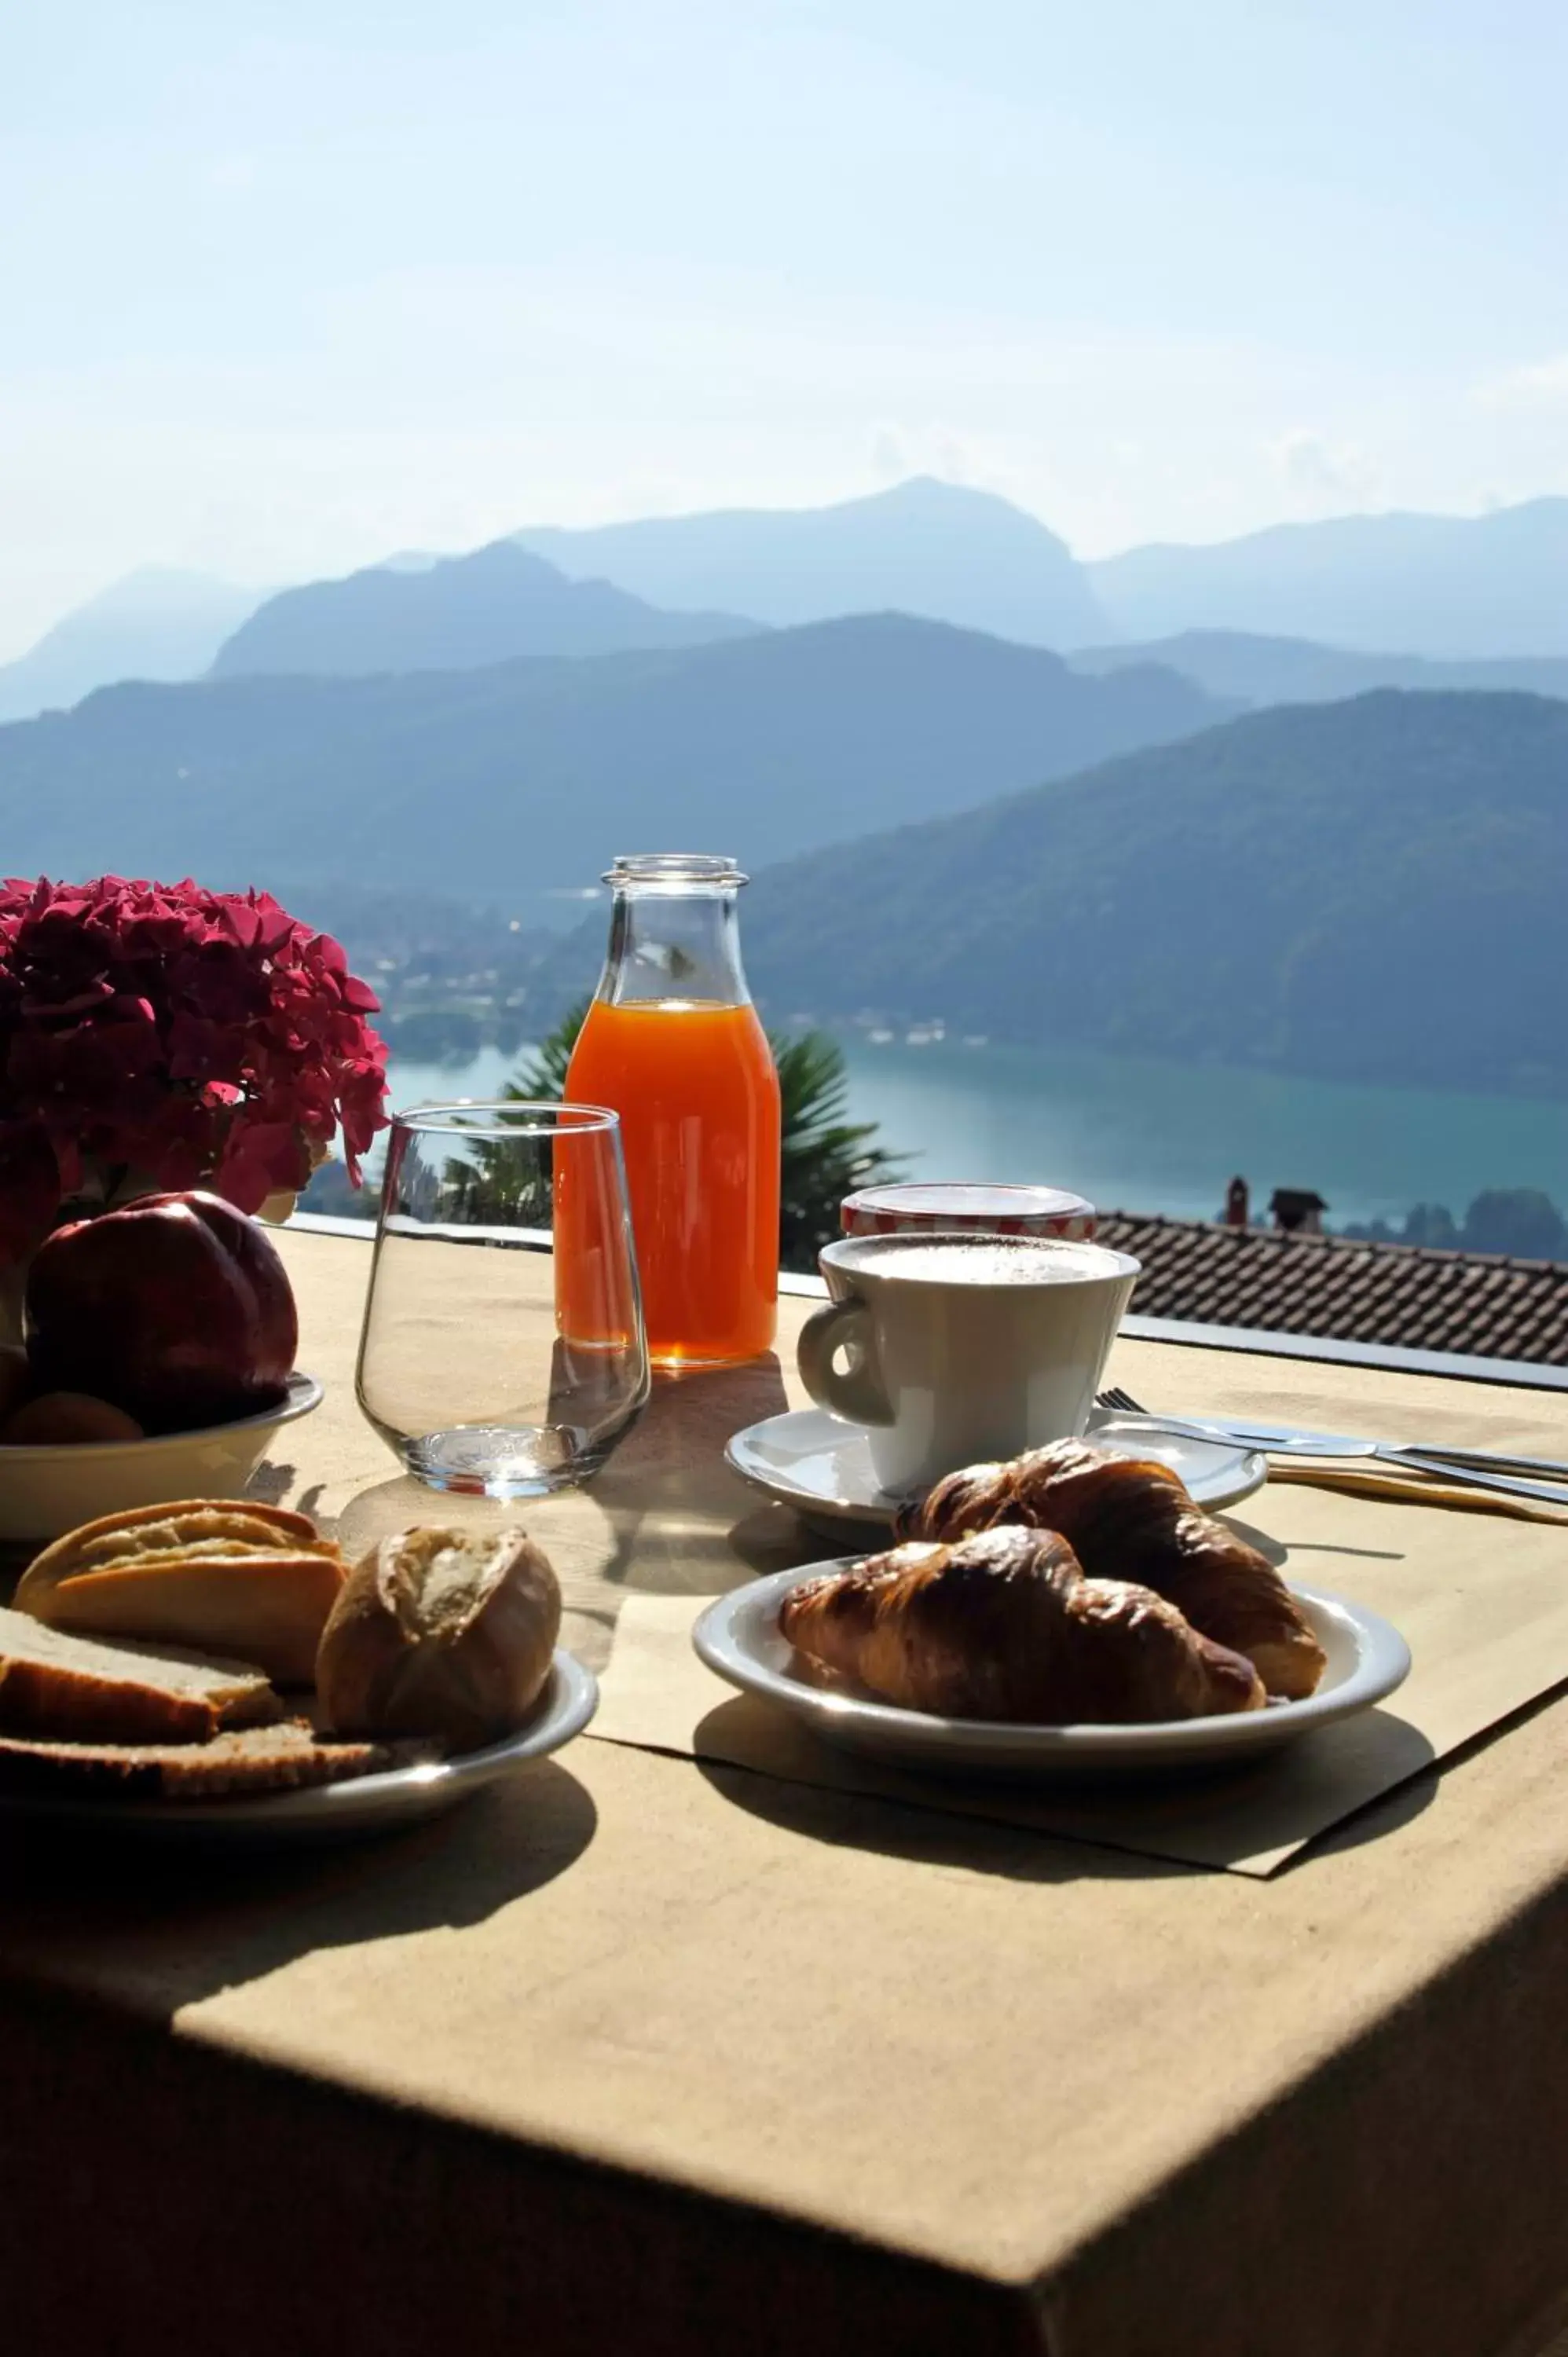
[0, 1720, 401, 1800]
[0, 1607, 281, 1746]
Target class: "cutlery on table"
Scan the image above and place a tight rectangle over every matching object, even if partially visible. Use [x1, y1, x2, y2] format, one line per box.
[1181, 1417, 1568, 1484]
[1096, 1387, 1568, 1511]
[1248, 1459, 1568, 1522]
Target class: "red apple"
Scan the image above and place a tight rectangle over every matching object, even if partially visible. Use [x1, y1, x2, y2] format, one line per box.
[25, 1191, 299, 1434]
[0, 1342, 31, 1426]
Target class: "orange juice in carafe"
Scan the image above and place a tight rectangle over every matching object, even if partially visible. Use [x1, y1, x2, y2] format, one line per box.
[564, 856, 781, 1366]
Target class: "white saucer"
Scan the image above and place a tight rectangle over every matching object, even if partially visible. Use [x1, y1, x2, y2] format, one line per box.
[0, 1651, 599, 1844]
[724, 1407, 1268, 1534]
[694, 1567, 1411, 1778]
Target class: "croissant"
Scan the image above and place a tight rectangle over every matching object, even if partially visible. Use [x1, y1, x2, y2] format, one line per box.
[778, 1526, 1266, 1724]
[902, 1439, 1325, 1700]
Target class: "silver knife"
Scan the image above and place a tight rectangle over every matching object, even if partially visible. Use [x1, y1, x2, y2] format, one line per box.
[1164, 1417, 1568, 1507]
[1212, 1418, 1568, 1477]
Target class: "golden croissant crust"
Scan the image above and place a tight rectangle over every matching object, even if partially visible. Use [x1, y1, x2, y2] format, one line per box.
[779, 1526, 1266, 1724]
[901, 1439, 1325, 1699]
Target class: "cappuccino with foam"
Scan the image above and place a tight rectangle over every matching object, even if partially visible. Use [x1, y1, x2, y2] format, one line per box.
[798, 1230, 1141, 1494]
[833, 1235, 1116, 1288]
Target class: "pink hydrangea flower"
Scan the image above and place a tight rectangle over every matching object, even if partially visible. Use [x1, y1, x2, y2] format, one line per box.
[0, 875, 389, 1257]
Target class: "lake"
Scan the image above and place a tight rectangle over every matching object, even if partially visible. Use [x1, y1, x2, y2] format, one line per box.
[380, 1032, 1567, 1231]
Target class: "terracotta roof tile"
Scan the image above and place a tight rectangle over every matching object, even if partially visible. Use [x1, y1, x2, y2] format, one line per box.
[1096, 1214, 1568, 1366]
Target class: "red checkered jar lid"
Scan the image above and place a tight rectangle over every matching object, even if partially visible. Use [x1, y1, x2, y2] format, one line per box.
[840, 1182, 1097, 1241]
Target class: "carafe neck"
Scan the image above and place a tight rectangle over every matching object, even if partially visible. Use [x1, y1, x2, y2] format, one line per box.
[595, 853, 755, 1009]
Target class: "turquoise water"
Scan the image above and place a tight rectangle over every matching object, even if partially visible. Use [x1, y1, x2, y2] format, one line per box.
[833, 1036, 1567, 1227]
[387, 1044, 526, 1117]
[381, 1036, 1567, 1230]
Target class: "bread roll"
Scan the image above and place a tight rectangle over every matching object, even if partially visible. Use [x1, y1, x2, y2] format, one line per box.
[316, 1527, 561, 1750]
[16, 1501, 345, 1687]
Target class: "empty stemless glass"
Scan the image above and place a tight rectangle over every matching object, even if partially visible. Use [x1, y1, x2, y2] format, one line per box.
[356, 1102, 650, 1495]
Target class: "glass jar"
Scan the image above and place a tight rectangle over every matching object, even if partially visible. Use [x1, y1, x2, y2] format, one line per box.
[841, 1182, 1097, 1241]
[564, 855, 781, 1366]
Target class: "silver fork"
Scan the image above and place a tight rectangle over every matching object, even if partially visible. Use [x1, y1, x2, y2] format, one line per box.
[1093, 1387, 1256, 1453]
[1097, 1385, 1145, 1417]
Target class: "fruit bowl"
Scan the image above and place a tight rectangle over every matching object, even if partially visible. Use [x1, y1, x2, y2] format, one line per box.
[0, 1373, 324, 1542]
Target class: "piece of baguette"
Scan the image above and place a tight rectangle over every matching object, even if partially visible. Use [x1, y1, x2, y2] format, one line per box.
[22, 1501, 327, 1571]
[0, 1607, 282, 1746]
[0, 1721, 401, 1801]
[317, 1526, 561, 1750]
[16, 1501, 346, 1686]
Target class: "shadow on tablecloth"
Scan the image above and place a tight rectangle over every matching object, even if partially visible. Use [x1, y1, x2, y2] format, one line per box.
[329, 1351, 793, 1630]
[0, 1759, 598, 2008]
[679, 1691, 1438, 1879]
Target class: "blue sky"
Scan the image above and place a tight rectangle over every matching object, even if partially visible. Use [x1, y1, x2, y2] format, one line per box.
[2, 0, 1565, 653]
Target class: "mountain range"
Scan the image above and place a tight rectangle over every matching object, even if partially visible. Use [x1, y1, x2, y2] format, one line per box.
[515, 477, 1108, 649]
[520, 482, 1568, 662]
[211, 540, 760, 678]
[1083, 500, 1568, 658]
[4, 585, 1560, 1102]
[1069, 630, 1568, 709]
[0, 612, 1222, 898]
[0, 569, 262, 724]
[8, 480, 1568, 723]
[738, 691, 1568, 1102]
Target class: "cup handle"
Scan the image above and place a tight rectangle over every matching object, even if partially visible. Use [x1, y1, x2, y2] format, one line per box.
[797, 1296, 893, 1427]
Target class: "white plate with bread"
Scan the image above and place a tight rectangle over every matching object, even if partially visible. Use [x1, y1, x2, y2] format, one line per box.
[0, 1505, 596, 1840]
[0, 1650, 598, 1838]
[694, 1437, 1412, 1777]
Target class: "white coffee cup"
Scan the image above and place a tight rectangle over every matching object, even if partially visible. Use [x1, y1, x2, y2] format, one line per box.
[797, 1230, 1141, 1494]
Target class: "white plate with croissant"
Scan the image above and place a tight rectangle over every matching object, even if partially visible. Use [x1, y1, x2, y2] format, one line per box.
[694, 1439, 1411, 1776]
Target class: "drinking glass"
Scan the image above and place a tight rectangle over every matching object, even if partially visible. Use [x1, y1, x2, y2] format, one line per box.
[356, 1102, 650, 1495]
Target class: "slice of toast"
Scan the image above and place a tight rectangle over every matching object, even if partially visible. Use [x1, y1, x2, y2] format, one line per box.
[0, 1720, 402, 1800]
[0, 1607, 281, 1746]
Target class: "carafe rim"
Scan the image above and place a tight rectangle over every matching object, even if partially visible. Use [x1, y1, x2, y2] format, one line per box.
[603, 852, 748, 890]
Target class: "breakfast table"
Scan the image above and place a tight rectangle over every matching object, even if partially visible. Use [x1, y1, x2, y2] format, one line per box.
[5, 1222, 1568, 2357]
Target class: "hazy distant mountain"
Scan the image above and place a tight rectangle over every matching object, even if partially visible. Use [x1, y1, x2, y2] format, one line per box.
[1087, 500, 1568, 658]
[1071, 629, 1568, 708]
[211, 540, 760, 678]
[515, 476, 1109, 648]
[0, 614, 1221, 896]
[742, 692, 1568, 1099]
[0, 569, 262, 724]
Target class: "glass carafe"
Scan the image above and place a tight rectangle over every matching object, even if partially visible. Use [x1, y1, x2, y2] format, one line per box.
[564, 854, 781, 1366]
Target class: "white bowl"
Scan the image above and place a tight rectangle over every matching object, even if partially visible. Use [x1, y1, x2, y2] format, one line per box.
[0, 1373, 324, 1543]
